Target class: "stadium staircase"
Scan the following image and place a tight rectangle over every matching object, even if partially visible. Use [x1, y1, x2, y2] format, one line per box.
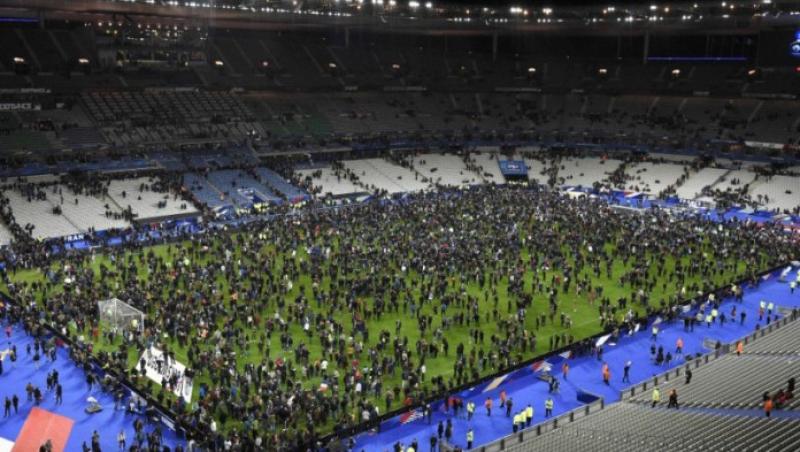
[697, 168, 734, 200]
[104, 191, 126, 214]
[361, 160, 409, 193]
[210, 42, 237, 76]
[202, 177, 228, 199]
[231, 38, 255, 70]
[15, 29, 40, 69]
[463, 154, 491, 184]
[48, 30, 69, 63]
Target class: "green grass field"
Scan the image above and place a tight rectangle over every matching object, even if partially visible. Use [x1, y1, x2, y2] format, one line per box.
[2, 223, 762, 435]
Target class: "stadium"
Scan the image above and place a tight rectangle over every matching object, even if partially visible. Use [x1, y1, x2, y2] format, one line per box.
[0, 0, 799, 451]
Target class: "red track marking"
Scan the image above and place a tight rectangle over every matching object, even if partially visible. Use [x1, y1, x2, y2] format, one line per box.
[12, 407, 74, 452]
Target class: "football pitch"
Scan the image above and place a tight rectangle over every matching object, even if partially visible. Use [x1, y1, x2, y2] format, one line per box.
[1, 197, 768, 437]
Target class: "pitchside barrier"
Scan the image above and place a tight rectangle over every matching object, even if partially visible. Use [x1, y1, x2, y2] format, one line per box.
[321, 262, 794, 447]
[439, 396, 606, 452]
[0, 290, 207, 448]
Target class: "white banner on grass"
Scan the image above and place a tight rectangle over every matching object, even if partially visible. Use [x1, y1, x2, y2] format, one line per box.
[139, 346, 193, 403]
[595, 334, 611, 347]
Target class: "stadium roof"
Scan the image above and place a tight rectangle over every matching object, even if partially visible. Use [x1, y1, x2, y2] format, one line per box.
[0, 0, 798, 34]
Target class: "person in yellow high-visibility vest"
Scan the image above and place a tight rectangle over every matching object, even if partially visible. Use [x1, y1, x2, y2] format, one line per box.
[466, 401, 475, 420]
[512, 412, 520, 433]
[652, 387, 661, 408]
[544, 397, 553, 417]
[525, 403, 534, 426]
[466, 428, 474, 449]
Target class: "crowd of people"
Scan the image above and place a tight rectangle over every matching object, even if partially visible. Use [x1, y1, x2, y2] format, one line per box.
[1, 181, 797, 451]
[0, 309, 185, 452]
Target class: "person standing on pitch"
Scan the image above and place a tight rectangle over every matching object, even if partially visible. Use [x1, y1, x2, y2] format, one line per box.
[622, 360, 632, 383]
[544, 397, 553, 417]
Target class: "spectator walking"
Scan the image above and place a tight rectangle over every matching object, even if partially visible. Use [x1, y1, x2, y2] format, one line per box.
[651, 387, 661, 408]
[667, 389, 679, 409]
[764, 397, 774, 418]
[622, 360, 631, 383]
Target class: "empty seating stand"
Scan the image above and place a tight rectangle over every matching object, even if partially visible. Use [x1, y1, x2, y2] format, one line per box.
[3, 189, 82, 240]
[746, 318, 800, 356]
[341, 159, 429, 194]
[557, 158, 623, 189]
[82, 91, 251, 124]
[0, 222, 13, 247]
[205, 169, 280, 207]
[47, 186, 129, 233]
[183, 173, 233, 211]
[295, 166, 364, 197]
[58, 127, 107, 149]
[628, 354, 800, 410]
[749, 175, 800, 212]
[470, 151, 507, 184]
[623, 162, 687, 195]
[107, 177, 197, 221]
[507, 403, 800, 452]
[485, 318, 800, 452]
[254, 167, 308, 202]
[411, 153, 476, 188]
[675, 167, 729, 200]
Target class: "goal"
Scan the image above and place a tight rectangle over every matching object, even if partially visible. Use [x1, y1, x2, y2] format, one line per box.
[98, 298, 145, 334]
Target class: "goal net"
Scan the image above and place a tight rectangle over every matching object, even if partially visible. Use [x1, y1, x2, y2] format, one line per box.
[98, 298, 145, 334]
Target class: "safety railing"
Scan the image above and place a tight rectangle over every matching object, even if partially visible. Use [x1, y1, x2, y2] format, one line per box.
[619, 314, 796, 401]
[440, 396, 605, 452]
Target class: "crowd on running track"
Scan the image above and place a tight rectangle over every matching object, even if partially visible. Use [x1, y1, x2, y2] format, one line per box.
[1, 179, 799, 451]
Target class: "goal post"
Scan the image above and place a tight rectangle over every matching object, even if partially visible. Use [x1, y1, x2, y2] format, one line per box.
[98, 297, 145, 334]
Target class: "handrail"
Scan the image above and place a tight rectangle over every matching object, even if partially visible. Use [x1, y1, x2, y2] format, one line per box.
[439, 396, 606, 452]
